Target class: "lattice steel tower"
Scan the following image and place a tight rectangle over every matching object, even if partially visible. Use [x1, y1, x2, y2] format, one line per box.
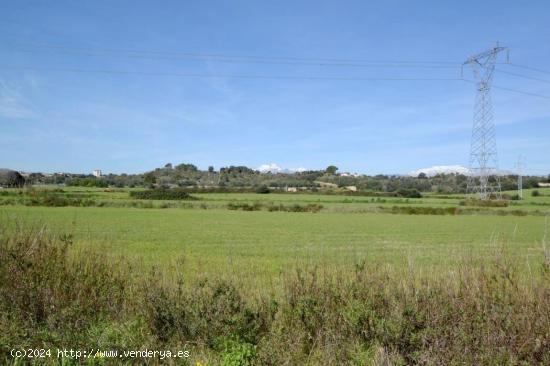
[464, 45, 507, 200]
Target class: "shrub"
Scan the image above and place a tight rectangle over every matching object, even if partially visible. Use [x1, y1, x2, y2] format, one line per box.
[23, 190, 97, 207]
[459, 199, 509, 207]
[255, 185, 271, 194]
[0, 225, 127, 350]
[227, 202, 263, 211]
[217, 337, 257, 366]
[130, 188, 198, 200]
[382, 206, 458, 215]
[396, 188, 422, 198]
[532, 190, 540, 197]
[228, 202, 323, 213]
[66, 177, 108, 188]
[144, 278, 267, 347]
[507, 194, 521, 200]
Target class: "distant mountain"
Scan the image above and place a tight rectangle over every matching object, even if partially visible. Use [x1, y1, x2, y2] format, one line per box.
[257, 163, 306, 174]
[408, 165, 470, 177]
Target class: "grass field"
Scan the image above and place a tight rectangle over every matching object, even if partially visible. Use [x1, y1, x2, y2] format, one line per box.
[1, 187, 549, 286]
[2, 187, 550, 364]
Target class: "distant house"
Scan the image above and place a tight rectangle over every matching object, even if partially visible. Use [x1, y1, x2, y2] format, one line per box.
[315, 181, 338, 189]
[340, 172, 361, 177]
[286, 187, 298, 192]
[345, 186, 357, 192]
[92, 170, 102, 177]
[538, 182, 550, 188]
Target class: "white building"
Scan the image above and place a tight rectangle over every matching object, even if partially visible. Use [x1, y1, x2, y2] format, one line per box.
[92, 170, 102, 177]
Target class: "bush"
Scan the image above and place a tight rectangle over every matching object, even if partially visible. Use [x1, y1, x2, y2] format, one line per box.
[266, 203, 323, 213]
[130, 188, 198, 200]
[144, 278, 267, 347]
[0, 225, 127, 351]
[23, 190, 96, 207]
[217, 337, 257, 366]
[532, 190, 540, 197]
[382, 206, 458, 215]
[256, 265, 550, 365]
[396, 188, 422, 198]
[227, 202, 263, 211]
[228, 202, 323, 213]
[255, 185, 271, 194]
[66, 177, 108, 188]
[459, 199, 509, 207]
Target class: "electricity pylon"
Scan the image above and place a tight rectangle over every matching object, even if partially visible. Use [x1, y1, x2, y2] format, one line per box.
[464, 44, 508, 200]
[515, 155, 525, 199]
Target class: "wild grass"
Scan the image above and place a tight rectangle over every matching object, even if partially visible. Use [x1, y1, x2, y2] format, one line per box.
[1, 223, 549, 365]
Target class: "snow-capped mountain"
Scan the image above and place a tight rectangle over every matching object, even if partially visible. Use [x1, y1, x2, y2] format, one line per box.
[408, 165, 470, 177]
[257, 163, 306, 174]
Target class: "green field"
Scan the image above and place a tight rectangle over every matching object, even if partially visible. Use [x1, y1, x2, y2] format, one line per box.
[2, 187, 549, 286]
[2, 187, 550, 364]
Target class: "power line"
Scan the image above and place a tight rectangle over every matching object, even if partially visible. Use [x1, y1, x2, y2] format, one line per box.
[5, 42, 461, 68]
[7, 47, 460, 69]
[0, 65, 465, 82]
[506, 62, 550, 76]
[491, 84, 550, 100]
[461, 79, 550, 100]
[495, 68, 550, 84]
[3, 64, 550, 99]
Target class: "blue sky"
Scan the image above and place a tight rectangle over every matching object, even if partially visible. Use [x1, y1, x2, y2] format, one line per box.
[1, 0, 549, 175]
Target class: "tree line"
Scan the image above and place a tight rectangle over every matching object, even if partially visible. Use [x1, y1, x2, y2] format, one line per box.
[22, 163, 549, 194]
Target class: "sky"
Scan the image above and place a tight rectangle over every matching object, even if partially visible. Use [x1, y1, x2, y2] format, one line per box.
[1, 0, 549, 175]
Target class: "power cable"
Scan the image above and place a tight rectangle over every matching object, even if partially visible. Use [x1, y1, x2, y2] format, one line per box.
[4, 42, 461, 68]
[461, 78, 550, 100]
[0, 65, 465, 82]
[3, 64, 549, 99]
[495, 68, 550, 84]
[506, 62, 550, 76]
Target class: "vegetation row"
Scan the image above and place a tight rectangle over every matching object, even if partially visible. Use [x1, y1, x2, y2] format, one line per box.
[129, 188, 198, 200]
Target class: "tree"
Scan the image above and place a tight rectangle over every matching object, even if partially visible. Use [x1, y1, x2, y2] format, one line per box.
[397, 188, 422, 198]
[208, 166, 214, 173]
[417, 172, 427, 179]
[144, 172, 157, 186]
[325, 165, 338, 175]
[175, 163, 198, 172]
[164, 163, 173, 169]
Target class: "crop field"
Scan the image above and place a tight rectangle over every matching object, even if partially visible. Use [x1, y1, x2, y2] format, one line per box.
[1, 187, 549, 286]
